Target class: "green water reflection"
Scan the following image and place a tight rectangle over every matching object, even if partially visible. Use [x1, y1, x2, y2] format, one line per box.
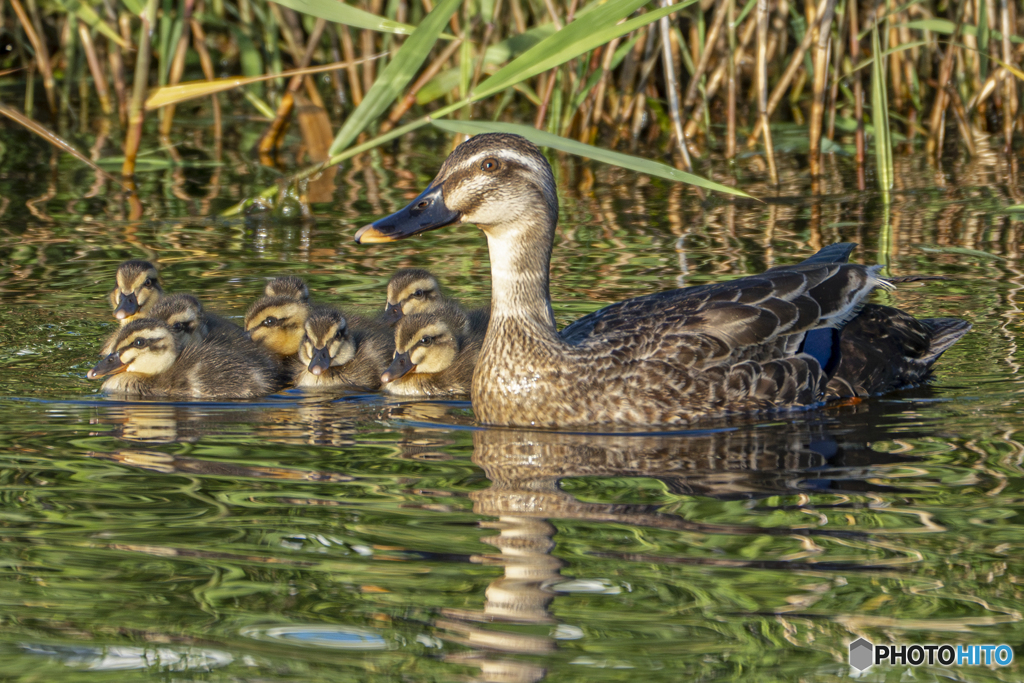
[1, 126, 1024, 680]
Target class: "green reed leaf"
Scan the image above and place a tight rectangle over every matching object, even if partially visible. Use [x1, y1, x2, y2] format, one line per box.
[270, 0, 418, 35]
[57, 0, 127, 48]
[328, 0, 461, 156]
[431, 119, 752, 198]
[474, 0, 699, 100]
[870, 22, 893, 197]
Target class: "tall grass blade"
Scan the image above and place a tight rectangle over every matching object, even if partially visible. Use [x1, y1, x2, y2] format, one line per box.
[475, 0, 699, 100]
[57, 0, 128, 48]
[870, 21, 893, 197]
[431, 119, 752, 198]
[327, 0, 461, 156]
[271, 0, 425, 36]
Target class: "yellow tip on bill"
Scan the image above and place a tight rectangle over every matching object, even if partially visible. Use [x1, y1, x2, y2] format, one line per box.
[354, 224, 394, 244]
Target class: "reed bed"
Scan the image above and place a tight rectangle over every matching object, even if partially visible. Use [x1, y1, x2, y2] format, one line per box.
[0, 0, 1021, 206]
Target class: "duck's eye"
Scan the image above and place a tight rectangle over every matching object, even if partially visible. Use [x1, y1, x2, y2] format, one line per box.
[420, 336, 433, 346]
[481, 157, 500, 172]
[262, 317, 277, 327]
[133, 339, 146, 348]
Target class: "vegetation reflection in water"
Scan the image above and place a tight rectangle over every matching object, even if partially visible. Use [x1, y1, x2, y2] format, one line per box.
[1, 131, 1024, 680]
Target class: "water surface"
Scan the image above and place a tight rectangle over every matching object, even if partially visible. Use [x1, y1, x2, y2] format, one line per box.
[1, 126, 1023, 681]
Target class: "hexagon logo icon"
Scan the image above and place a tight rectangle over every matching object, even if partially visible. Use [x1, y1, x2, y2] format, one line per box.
[849, 638, 874, 671]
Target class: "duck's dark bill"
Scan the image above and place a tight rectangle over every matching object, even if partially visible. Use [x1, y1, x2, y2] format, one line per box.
[380, 352, 415, 383]
[308, 347, 333, 376]
[114, 292, 139, 319]
[88, 354, 126, 379]
[355, 185, 459, 244]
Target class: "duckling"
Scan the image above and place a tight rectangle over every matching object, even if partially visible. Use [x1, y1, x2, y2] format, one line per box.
[384, 268, 489, 334]
[265, 275, 310, 302]
[245, 296, 310, 359]
[381, 304, 481, 397]
[355, 133, 971, 427]
[100, 260, 165, 356]
[87, 319, 283, 399]
[293, 307, 393, 390]
[148, 293, 248, 347]
[109, 260, 163, 323]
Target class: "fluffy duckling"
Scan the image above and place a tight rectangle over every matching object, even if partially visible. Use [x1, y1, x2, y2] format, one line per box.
[87, 319, 283, 399]
[381, 304, 481, 398]
[384, 268, 489, 334]
[149, 293, 248, 347]
[265, 276, 310, 302]
[109, 260, 163, 323]
[245, 296, 310, 359]
[293, 307, 393, 390]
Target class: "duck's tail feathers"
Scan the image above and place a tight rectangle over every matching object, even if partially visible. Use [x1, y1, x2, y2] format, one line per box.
[919, 317, 972, 365]
[797, 242, 858, 265]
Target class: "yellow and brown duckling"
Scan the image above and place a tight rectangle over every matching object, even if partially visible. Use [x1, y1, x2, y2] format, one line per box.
[293, 307, 393, 391]
[356, 133, 971, 427]
[149, 293, 248, 347]
[384, 268, 489, 334]
[109, 260, 163, 323]
[265, 275, 310, 302]
[244, 295, 311, 359]
[381, 303, 481, 398]
[87, 319, 283, 399]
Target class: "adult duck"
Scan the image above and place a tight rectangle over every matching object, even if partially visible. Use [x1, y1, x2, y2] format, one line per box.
[355, 133, 970, 427]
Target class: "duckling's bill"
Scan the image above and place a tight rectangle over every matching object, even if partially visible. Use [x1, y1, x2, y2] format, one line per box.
[381, 352, 415, 383]
[355, 186, 459, 243]
[113, 292, 139, 319]
[307, 346, 333, 376]
[88, 353, 127, 379]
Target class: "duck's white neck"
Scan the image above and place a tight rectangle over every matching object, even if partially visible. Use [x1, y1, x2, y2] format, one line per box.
[482, 220, 558, 337]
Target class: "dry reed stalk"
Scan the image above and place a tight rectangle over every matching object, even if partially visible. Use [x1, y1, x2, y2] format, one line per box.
[926, 3, 965, 156]
[745, 0, 829, 148]
[725, 0, 736, 159]
[189, 18, 221, 140]
[327, 28, 347, 106]
[361, 0, 384, 96]
[122, 0, 158, 176]
[660, 1, 695, 172]
[755, 0, 777, 183]
[581, 38, 620, 143]
[337, 25, 363, 107]
[808, 0, 835, 180]
[103, 0, 128, 122]
[10, 0, 56, 113]
[682, 0, 729, 110]
[159, 0, 194, 135]
[826, 1, 846, 141]
[78, 21, 113, 115]
[683, 15, 754, 139]
[471, 0, 505, 89]
[381, 37, 463, 133]
[998, 0, 1016, 152]
[259, 17, 328, 158]
[848, 0, 865, 189]
[947, 84, 976, 156]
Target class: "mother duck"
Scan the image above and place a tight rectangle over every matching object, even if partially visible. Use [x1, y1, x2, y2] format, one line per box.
[355, 133, 970, 427]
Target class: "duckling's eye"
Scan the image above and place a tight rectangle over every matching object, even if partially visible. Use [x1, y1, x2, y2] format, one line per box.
[143, 278, 154, 288]
[133, 339, 146, 348]
[262, 317, 277, 327]
[420, 336, 433, 346]
[412, 289, 424, 299]
[172, 322, 183, 332]
[335, 328, 346, 339]
[481, 157, 500, 172]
